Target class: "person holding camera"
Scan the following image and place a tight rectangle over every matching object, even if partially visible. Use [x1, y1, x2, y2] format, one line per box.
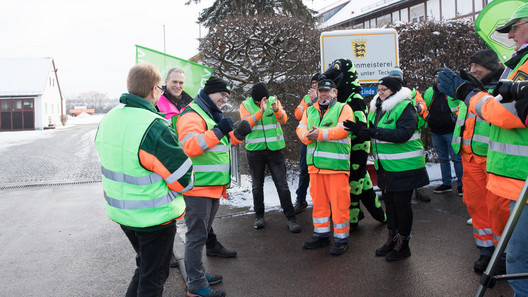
[437, 3, 528, 294]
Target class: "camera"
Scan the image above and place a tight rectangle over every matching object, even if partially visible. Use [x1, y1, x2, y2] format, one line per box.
[496, 79, 528, 102]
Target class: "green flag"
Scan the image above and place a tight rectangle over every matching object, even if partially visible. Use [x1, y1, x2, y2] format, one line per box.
[475, 0, 528, 63]
[135, 45, 214, 97]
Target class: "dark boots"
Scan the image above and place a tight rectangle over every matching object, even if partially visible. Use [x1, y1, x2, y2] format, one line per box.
[376, 231, 411, 261]
[375, 230, 396, 256]
[385, 233, 411, 261]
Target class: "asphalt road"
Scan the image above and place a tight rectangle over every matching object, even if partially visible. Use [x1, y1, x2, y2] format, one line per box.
[0, 122, 516, 297]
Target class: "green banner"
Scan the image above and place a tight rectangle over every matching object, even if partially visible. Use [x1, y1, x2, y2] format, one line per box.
[135, 45, 214, 97]
[475, 0, 528, 63]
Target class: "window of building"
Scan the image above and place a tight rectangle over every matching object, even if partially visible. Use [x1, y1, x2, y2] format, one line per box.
[401, 8, 409, 22]
[370, 18, 376, 28]
[410, 3, 425, 22]
[427, 0, 441, 19]
[377, 14, 391, 27]
[442, 0, 456, 19]
[392, 11, 400, 22]
[457, 0, 473, 16]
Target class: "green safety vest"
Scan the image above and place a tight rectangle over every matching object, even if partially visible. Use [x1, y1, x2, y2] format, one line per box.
[451, 101, 491, 156]
[368, 99, 425, 172]
[184, 102, 231, 186]
[95, 104, 186, 228]
[242, 97, 286, 151]
[305, 102, 351, 171]
[473, 55, 528, 180]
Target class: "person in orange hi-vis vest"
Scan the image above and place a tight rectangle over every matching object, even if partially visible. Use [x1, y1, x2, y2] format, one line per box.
[452, 50, 510, 274]
[177, 76, 251, 297]
[292, 73, 320, 214]
[296, 79, 354, 255]
[437, 3, 528, 294]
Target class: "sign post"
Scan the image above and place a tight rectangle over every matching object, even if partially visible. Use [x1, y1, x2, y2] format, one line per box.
[320, 29, 399, 84]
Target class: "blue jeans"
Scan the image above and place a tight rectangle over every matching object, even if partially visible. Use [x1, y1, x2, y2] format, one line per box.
[295, 144, 310, 203]
[507, 200, 528, 296]
[247, 149, 294, 218]
[431, 132, 463, 187]
[121, 224, 176, 297]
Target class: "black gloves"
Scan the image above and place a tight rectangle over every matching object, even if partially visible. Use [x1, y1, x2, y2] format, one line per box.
[234, 120, 252, 141]
[516, 96, 528, 126]
[215, 117, 234, 136]
[343, 120, 372, 138]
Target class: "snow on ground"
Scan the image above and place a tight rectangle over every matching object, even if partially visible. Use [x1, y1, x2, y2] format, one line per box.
[1, 112, 449, 212]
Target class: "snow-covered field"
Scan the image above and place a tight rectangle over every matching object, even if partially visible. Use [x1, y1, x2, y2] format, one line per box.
[0, 113, 445, 211]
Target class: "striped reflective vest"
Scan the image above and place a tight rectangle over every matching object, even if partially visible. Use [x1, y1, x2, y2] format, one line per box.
[476, 56, 528, 180]
[95, 104, 186, 228]
[452, 101, 490, 156]
[242, 97, 286, 151]
[368, 99, 425, 172]
[306, 102, 351, 171]
[186, 102, 231, 186]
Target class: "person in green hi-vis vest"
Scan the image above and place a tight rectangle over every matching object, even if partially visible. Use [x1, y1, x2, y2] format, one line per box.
[95, 64, 195, 296]
[240, 82, 301, 233]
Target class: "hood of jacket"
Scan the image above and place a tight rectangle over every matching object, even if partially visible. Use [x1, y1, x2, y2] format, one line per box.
[370, 87, 413, 113]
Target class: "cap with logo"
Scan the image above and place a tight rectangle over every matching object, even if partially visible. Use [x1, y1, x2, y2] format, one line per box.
[318, 79, 337, 90]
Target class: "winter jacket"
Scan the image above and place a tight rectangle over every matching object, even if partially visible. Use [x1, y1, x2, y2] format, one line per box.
[157, 89, 193, 119]
[240, 97, 287, 151]
[466, 47, 528, 201]
[368, 87, 430, 192]
[176, 90, 242, 199]
[422, 86, 461, 135]
[95, 93, 194, 230]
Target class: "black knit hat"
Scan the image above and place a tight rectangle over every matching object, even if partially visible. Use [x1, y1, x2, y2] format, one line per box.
[203, 76, 231, 95]
[251, 82, 269, 102]
[311, 73, 321, 82]
[378, 76, 402, 94]
[470, 50, 500, 71]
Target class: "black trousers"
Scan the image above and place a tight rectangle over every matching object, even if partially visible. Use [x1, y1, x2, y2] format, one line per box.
[383, 189, 414, 237]
[121, 224, 176, 297]
[247, 149, 294, 218]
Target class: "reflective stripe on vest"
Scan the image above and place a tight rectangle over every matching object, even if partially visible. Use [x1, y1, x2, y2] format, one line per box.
[368, 99, 425, 172]
[242, 97, 286, 151]
[95, 103, 185, 228]
[306, 102, 351, 171]
[478, 59, 528, 181]
[186, 102, 231, 186]
[452, 102, 490, 156]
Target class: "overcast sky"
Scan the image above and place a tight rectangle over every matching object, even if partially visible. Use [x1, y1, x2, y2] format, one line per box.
[0, 0, 337, 99]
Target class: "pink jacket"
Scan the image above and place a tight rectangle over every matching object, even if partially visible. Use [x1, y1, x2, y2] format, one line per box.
[157, 94, 188, 119]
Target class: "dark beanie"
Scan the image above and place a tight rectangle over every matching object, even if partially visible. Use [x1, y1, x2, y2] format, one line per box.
[203, 76, 231, 95]
[378, 76, 402, 94]
[311, 73, 321, 82]
[470, 50, 500, 71]
[251, 82, 269, 102]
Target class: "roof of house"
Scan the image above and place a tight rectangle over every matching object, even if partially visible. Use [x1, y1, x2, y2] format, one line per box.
[0, 57, 55, 97]
[320, 0, 400, 29]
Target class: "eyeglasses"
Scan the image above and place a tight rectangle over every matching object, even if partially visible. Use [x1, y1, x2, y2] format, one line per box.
[511, 20, 528, 33]
[220, 92, 230, 99]
[377, 87, 389, 93]
[155, 85, 163, 91]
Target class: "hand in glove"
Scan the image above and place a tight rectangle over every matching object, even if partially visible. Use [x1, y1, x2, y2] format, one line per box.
[215, 117, 234, 136]
[437, 67, 472, 101]
[343, 120, 372, 138]
[233, 120, 252, 141]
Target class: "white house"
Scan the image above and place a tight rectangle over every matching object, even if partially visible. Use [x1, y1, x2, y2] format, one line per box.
[0, 57, 65, 131]
[318, 0, 490, 30]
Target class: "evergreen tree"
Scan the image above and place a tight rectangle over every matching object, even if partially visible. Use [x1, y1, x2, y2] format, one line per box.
[186, 0, 315, 27]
